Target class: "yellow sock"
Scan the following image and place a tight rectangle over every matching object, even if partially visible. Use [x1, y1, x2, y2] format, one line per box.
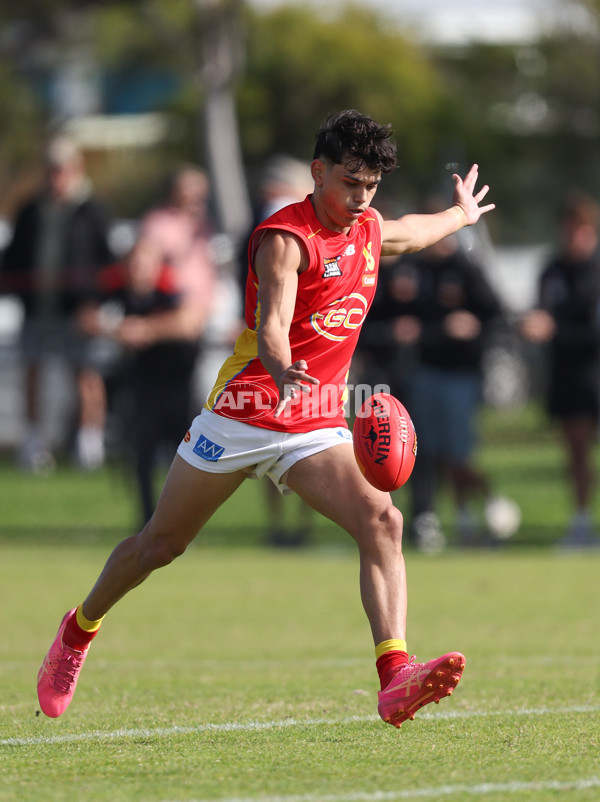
[375, 638, 408, 660]
[375, 639, 409, 690]
[76, 604, 104, 633]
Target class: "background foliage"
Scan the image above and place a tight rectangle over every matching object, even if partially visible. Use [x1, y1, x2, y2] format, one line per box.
[0, 0, 599, 238]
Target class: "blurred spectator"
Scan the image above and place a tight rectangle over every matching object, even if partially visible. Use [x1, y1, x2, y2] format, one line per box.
[520, 191, 600, 547]
[238, 155, 315, 292]
[361, 217, 520, 551]
[77, 236, 207, 527]
[241, 155, 315, 547]
[254, 155, 315, 221]
[139, 164, 217, 330]
[0, 135, 114, 472]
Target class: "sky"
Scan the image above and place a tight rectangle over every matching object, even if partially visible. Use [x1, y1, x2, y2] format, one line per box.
[249, 0, 564, 45]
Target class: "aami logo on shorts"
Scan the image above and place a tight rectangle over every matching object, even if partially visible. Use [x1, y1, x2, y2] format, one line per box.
[310, 293, 368, 342]
[193, 434, 225, 462]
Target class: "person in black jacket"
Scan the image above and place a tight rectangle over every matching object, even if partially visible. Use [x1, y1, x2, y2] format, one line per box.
[1, 136, 114, 471]
[521, 191, 600, 547]
[362, 219, 519, 550]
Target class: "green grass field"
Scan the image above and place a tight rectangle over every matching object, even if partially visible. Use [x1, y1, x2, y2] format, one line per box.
[1, 400, 598, 546]
[1, 401, 599, 800]
[1, 544, 599, 801]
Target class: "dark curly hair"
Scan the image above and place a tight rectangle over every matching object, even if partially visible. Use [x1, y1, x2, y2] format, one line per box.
[313, 109, 397, 174]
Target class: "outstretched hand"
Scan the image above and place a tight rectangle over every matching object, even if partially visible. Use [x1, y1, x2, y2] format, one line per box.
[452, 164, 495, 225]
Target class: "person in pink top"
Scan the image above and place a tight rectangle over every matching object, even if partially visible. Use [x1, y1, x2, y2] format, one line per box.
[38, 110, 494, 729]
[139, 165, 217, 322]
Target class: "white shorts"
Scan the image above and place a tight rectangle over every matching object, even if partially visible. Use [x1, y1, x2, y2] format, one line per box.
[177, 408, 353, 494]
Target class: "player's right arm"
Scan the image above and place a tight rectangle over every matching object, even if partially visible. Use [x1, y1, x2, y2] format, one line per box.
[253, 230, 320, 417]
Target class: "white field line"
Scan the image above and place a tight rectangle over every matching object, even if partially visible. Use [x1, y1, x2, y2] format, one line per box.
[166, 776, 600, 802]
[2, 704, 599, 748]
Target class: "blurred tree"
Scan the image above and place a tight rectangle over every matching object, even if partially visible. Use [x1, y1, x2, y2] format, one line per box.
[237, 3, 446, 209]
[0, 0, 253, 231]
[0, 5, 62, 214]
[434, 0, 600, 242]
[85, 0, 251, 233]
[197, 0, 251, 239]
[1, 0, 600, 243]
[0, 60, 45, 216]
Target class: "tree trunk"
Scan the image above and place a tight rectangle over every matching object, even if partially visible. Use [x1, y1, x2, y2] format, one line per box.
[197, 0, 251, 242]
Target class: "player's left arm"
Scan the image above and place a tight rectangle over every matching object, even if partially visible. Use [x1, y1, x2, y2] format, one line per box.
[380, 164, 495, 256]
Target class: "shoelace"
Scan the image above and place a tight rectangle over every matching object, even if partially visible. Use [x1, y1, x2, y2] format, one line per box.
[52, 647, 85, 693]
[384, 656, 419, 686]
[397, 655, 418, 674]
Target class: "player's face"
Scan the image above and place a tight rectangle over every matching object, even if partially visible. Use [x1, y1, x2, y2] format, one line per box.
[311, 160, 381, 233]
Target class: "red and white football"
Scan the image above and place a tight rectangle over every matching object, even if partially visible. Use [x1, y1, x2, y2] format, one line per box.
[352, 392, 417, 492]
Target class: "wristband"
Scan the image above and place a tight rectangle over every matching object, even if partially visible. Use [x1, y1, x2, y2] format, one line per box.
[449, 205, 468, 230]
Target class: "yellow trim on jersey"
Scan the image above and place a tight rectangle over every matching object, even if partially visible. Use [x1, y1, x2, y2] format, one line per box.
[341, 370, 350, 406]
[357, 215, 377, 226]
[254, 298, 261, 329]
[205, 328, 259, 410]
[375, 639, 408, 659]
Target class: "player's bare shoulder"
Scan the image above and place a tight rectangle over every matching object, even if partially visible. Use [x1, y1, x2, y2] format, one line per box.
[254, 228, 310, 275]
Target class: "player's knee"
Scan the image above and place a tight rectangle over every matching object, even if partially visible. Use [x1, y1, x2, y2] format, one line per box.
[138, 527, 187, 571]
[357, 502, 404, 551]
[376, 504, 404, 546]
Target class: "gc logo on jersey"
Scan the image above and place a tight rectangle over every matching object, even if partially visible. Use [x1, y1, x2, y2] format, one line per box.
[310, 293, 369, 342]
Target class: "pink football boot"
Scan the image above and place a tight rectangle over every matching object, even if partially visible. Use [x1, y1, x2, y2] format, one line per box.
[378, 652, 465, 728]
[37, 609, 91, 717]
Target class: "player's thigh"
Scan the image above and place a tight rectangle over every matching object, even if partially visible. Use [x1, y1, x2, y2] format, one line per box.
[285, 442, 401, 541]
[148, 454, 246, 550]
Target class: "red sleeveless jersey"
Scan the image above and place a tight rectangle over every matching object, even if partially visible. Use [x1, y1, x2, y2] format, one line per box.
[205, 196, 382, 432]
